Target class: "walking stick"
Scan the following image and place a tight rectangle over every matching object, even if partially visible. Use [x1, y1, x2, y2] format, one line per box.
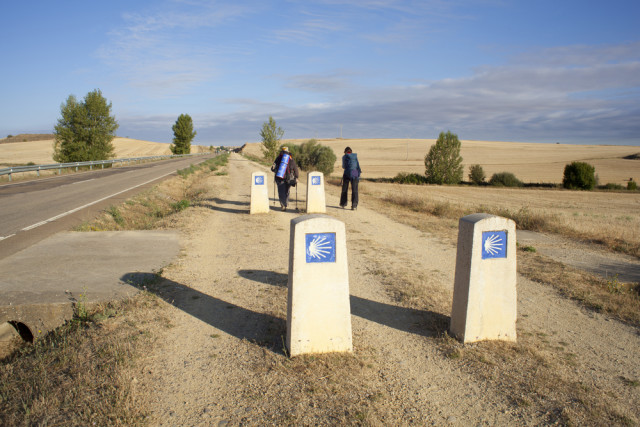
[273, 176, 276, 207]
[295, 181, 298, 211]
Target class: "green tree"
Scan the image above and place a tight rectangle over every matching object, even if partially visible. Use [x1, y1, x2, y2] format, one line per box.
[489, 172, 523, 187]
[562, 161, 596, 190]
[53, 89, 118, 162]
[468, 164, 486, 185]
[260, 116, 284, 161]
[171, 114, 196, 155]
[424, 131, 464, 184]
[288, 139, 336, 177]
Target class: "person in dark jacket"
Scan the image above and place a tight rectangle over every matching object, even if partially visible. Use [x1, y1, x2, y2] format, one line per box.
[340, 146, 361, 210]
[270, 146, 300, 211]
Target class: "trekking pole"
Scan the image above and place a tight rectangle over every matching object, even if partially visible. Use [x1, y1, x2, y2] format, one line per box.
[295, 182, 298, 211]
[273, 177, 276, 207]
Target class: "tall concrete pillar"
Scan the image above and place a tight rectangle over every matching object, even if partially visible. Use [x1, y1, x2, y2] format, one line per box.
[287, 214, 352, 356]
[450, 213, 517, 343]
[250, 171, 269, 214]
[305, 171, 326, 213]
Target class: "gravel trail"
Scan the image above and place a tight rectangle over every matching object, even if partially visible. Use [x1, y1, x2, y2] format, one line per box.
[138, 154, 640, 425]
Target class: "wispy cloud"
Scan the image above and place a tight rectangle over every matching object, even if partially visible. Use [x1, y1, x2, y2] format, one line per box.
[283, 70, 360, 92]
[154, 42, 640, 145]
[97, 2, 254, 96]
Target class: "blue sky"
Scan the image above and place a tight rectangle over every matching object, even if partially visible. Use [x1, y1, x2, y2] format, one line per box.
[1, 0, 639, 146]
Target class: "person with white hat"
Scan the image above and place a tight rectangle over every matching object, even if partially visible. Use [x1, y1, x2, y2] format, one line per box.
[270, 146, 300, 211]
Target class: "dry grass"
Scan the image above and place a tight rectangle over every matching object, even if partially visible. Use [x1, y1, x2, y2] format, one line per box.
[75, 155, 228, 232]
[438, 335, 638, 425]
[518, 250, 640, 326]
[331, 179, 640, 326]
[0, 291, 170, 426]
[351, 202, 639, 425]
[355, 182, 640, 258]
[229, 345, 389, 425]
[0, 155, 229, 425]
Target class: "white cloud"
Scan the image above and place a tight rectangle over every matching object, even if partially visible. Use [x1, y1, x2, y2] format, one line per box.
[97, 2, 254, 96]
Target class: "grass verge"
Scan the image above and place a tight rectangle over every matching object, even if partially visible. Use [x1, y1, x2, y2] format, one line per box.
[0, 292, 169, 426]
[76, 153, 228, 231]
[1, 154, 229, 424]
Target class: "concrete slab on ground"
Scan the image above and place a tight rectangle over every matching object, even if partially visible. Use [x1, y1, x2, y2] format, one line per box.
[0, 230, 180, 339]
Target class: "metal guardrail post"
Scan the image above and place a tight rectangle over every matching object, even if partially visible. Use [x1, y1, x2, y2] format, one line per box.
[1, 152, 209, 181]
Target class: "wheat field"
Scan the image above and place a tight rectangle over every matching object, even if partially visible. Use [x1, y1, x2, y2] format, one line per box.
[243, 138, 639, 185]
[0, 137, 209, 166]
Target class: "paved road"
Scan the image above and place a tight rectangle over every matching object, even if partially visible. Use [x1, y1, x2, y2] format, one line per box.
[0, 155, 214, 260]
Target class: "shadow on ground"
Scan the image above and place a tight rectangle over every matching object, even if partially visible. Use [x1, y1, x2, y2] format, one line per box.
[122, 272, 286, 354]
[238, 270, 450, 338]
[122, 267, 450, 356]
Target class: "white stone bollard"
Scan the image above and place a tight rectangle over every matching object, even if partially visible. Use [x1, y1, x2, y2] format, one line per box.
[287, 214, 352, 357]
[250, 171, 269, 214]
[450, 213, 517, 343]
[305, 171, 326, 213]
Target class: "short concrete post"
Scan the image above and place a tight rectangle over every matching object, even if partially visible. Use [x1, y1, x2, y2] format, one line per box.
[450, 213, 517, 343]
[305, 172, 326, 213]
[287, 214, 352, 356]
[250, 171, 269, 214]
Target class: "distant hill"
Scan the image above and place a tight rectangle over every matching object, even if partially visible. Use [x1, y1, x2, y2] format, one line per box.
[0, 134, 54, 144]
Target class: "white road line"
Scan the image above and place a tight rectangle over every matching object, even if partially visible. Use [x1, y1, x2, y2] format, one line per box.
[0, 234, 16, 241]
[20, 170, 175, 232]
[71, 178, 96, 185]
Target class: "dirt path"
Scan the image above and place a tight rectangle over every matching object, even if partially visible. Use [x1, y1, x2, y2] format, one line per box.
[137, 154, 640, 425]
[517, 230, 640, 284]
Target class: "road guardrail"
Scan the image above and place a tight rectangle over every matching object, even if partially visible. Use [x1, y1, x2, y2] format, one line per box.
[0, 153, 207, 182]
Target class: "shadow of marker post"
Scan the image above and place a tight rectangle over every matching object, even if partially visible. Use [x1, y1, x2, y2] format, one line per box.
[121, 272, 286, 354]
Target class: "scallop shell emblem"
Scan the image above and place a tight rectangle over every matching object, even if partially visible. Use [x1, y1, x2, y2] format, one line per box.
[308, 235, 332, 260]
[483, 233, 504, 256]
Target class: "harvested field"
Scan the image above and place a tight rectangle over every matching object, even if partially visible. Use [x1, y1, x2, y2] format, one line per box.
[242, 138, 639, 185]
[0, 137, 210, 166]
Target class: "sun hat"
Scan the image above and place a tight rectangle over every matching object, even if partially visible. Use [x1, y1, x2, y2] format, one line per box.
[282, 146, 289, 152]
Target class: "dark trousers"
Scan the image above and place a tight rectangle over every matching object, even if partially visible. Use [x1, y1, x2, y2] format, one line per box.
[340, 176, 359, 208]
[276, 179, 291, 207]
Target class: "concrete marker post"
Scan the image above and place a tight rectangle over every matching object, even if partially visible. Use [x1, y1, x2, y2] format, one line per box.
[305, 171, 326, 213]
[287, 214, 352, 357]
[250, 171, 269, 214]
[450, 213, 517, 343]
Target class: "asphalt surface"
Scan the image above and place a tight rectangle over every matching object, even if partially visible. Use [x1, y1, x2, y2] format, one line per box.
[0, 155, 211, 344]
[0, 155, 213, 260]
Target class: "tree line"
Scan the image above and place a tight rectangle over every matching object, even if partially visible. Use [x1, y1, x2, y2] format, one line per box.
[52, 89, 196, 163]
